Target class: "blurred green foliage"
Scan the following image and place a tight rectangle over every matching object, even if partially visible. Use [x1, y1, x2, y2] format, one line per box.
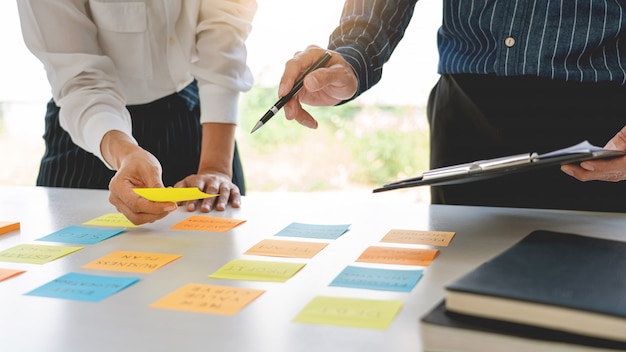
[238, 86, 429, 191]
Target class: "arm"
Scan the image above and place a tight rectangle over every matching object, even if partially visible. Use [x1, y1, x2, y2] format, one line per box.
[174, 0, 256, 211]
[279, 0, 418, 127]
[17, 1, 173, 224]
[17, 0, 135, 164]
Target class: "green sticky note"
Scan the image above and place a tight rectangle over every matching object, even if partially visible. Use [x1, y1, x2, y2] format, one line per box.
[0, 244, 82, 264]
[209, 259, 305, 282]
[293, 296, 403, 330]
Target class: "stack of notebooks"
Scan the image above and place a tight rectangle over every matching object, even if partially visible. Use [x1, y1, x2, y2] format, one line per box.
[420, 230, 626, 351]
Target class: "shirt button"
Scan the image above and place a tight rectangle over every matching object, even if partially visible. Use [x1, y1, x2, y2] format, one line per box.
[505, 37, 516, 47]
[169, 36, 175, 45]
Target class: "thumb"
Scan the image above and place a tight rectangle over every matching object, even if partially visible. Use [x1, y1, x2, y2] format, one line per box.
[605, 126, 626, 151]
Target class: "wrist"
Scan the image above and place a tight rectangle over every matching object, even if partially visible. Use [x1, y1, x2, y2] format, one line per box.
[100, 130, 141, 170]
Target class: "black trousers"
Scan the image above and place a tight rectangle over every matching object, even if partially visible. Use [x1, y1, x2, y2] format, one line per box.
[36, 90, 246, 195]
[427, 74, 626, 212]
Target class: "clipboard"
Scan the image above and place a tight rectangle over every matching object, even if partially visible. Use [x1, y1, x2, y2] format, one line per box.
[373, 141, 626, 193]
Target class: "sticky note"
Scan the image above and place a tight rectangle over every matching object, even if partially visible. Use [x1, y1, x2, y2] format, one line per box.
[293, 296, 403, 330]
[171, 215, 246, 232]
[0, 221, 20, 235]
[37, 225, 124, 245]
[356, 246, 439, 266]
[274, 222, 350, 240]
[26, 272, 139, 302]
[0, 244, 82, 264]
[83, 213, 138, 228]
[329, 266, 423, 292]
[381, 229, 455, 247]
[244, 239, 328, 259]
[0, 268, 25, 282]
[151, 283, 265, 315]
[209, 259, 306, 282]
[82, 250, 181, 273]
[133, 187, 218, 202]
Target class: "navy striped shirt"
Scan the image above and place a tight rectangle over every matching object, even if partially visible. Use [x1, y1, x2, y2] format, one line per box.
[329, 0, 626, 99]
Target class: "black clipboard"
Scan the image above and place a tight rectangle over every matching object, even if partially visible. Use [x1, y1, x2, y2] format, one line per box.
[373, 141, 626, 193]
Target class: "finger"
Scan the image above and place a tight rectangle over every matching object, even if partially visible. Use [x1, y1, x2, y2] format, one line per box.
[283, 98, 318, 128]
[109, 193, 174, 225]
[186, 199, 199, 212]
[279, 46, 326, 96]
[562, 160, 626, 182]
[292, 102, 318, 129]
[210, 184, 231, 211]
[200, 196, 217, 213]
[605, 126, 626, 150]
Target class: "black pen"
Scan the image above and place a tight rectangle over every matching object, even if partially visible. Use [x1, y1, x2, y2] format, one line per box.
[251, 51, 333, 133]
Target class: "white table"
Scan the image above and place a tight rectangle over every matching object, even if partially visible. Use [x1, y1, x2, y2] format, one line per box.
[1, 186, 625, 352]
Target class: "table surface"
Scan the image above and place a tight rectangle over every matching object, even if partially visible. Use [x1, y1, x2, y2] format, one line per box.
[1, 185, 625, 352]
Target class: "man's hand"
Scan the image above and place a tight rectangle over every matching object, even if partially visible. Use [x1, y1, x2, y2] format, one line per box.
[562, 126, 626, 182]
[278, 45, 358, 129]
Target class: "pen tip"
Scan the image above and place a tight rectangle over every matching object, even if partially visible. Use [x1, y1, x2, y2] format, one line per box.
[250, 121, 263, 134]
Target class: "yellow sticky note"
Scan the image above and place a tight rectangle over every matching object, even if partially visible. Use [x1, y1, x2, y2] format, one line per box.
[209, 259, 305, 282]
[133, 188, 218, 202]
[0, 221, 20, 235]
[381, 229, 456, 247]
[151, 283, 265, 315]
[293, 296, 403, 330]
[82, 250, 181, 273]
[83, 213, 138, 228]
[244, 239, 328, 259]
[356, 246, 439, 266]
[171, 215, 246, 232]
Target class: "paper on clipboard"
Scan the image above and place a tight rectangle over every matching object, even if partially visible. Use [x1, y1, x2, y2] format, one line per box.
[373, 141, 626, 193]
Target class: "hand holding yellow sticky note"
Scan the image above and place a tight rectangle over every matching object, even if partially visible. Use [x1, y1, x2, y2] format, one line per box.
[133, 187, 218, 202]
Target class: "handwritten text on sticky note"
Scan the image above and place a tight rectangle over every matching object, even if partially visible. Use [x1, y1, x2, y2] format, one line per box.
[356, 246, 439, 266]
[151, 283, 265, 315]
[82, 250, 181, 273]
[381, 229, 455, 247]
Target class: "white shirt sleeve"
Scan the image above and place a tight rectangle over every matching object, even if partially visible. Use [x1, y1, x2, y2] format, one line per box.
[16, 0, 257, 167]
[193, 0, 257, 125]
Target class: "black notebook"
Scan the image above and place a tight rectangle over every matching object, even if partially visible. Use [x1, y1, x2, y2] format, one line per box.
[374, 141, 625, 192]
[444, 230, 626, 343]
[420, 300, 626, 352]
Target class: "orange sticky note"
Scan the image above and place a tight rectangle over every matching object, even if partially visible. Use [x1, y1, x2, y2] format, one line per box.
[82, 250, 181, 273]
[0, 268, 25, 282]
[151, 283, 265, 315]
[171, 215, 246, 232]
[244, 239, 328, 259]
[0, 221, 20, 235]
[356, 246, 439, 266]
[381, 229, 455, 247]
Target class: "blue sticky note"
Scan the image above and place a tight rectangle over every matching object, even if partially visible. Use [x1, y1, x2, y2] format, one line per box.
[274, 222, 350, 240]
[329, 266, 423, 292]
[37, 225, 124, 245]
[26, 272, 139, 302]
